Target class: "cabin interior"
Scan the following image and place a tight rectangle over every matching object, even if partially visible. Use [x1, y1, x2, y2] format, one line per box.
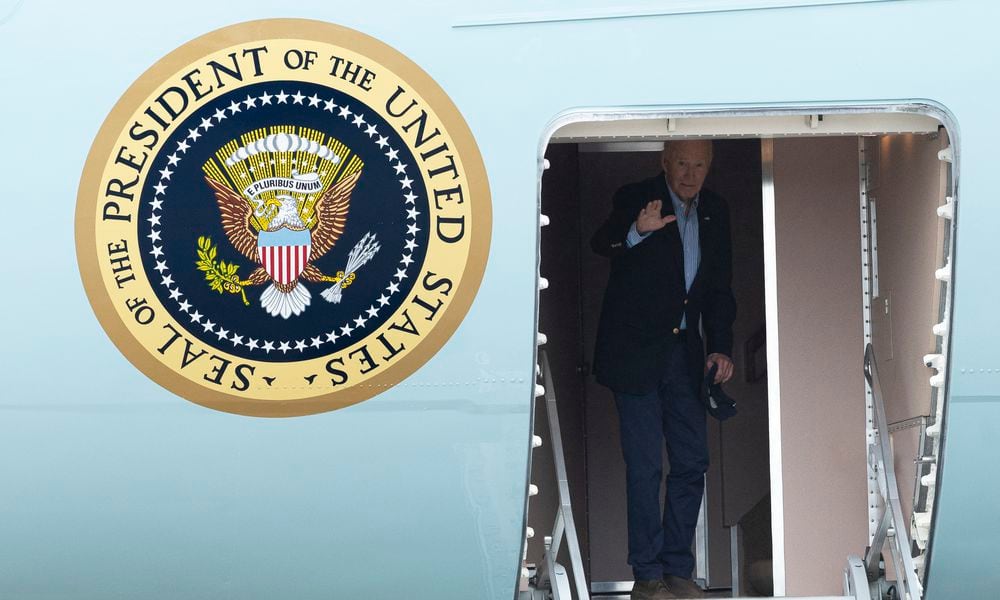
[528, 111, 952, 598]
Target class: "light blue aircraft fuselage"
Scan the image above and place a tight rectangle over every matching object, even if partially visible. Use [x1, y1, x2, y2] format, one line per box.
[1, 1, 996, 598]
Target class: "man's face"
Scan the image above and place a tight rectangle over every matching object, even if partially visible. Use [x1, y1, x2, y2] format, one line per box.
[662, 141, 713, 201]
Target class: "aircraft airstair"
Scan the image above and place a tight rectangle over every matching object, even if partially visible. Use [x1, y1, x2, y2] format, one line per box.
[519, 346, 927, 600]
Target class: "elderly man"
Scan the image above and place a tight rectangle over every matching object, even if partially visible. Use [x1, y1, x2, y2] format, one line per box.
[591, 140, 736, 600]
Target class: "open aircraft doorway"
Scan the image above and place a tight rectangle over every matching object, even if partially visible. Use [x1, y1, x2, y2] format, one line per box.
[525, 105, 956, 600]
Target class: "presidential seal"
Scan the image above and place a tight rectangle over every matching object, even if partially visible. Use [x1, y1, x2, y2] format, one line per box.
[76, 20, 491, 416]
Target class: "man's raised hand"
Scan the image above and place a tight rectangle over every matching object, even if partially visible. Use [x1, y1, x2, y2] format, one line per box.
[636, 199, 677, 234]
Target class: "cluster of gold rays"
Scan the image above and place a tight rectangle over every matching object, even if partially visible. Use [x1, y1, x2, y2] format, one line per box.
[202, 126, 364, 231]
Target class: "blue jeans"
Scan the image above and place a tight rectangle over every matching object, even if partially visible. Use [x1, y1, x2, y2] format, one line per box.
[613, 341, 708, 581]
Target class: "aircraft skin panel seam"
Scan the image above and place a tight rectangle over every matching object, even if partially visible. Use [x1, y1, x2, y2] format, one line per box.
[453, 0, 906, 28]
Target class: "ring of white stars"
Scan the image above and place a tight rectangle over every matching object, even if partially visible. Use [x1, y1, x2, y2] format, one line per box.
[146, 88, 423, 356]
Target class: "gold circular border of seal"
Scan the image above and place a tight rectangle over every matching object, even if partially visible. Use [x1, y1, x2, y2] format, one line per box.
[75, 18, 492, 417]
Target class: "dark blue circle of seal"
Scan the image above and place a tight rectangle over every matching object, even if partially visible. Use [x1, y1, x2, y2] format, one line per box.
[136, 80, 431, 363]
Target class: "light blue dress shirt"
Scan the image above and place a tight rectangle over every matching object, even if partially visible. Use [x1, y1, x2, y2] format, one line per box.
[625, 181, 701, 329]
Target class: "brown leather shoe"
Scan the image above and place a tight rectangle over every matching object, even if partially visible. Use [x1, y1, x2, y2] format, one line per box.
[631, 578, 673, 600]
[662, 575, 705, 598]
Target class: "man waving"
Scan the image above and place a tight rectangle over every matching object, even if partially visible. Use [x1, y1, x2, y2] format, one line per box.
[591, 140, 736, 600]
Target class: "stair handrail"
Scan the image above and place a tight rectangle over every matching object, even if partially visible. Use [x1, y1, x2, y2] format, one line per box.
[536, 350, 590, 600]
[863, 344, 924, 599]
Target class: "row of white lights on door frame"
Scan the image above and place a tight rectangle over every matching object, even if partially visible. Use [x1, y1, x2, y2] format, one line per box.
[910, 144, 954, 570]
[521, 157, 554, 581]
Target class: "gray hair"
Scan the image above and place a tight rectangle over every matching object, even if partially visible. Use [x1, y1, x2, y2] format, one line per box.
[662, 139, 714, 161]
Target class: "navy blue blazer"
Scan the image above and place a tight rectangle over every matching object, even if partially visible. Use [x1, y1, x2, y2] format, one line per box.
[591, 173, 737, 395]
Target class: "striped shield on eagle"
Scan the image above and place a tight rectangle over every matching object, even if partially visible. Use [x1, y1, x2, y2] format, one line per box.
[257, 226, 312, 286]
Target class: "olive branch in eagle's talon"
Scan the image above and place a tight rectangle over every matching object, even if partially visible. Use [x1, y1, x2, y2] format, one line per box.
[195, 236, 257, 306]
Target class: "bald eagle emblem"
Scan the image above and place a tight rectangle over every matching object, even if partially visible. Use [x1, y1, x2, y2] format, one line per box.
[198, 129, 380, 319]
